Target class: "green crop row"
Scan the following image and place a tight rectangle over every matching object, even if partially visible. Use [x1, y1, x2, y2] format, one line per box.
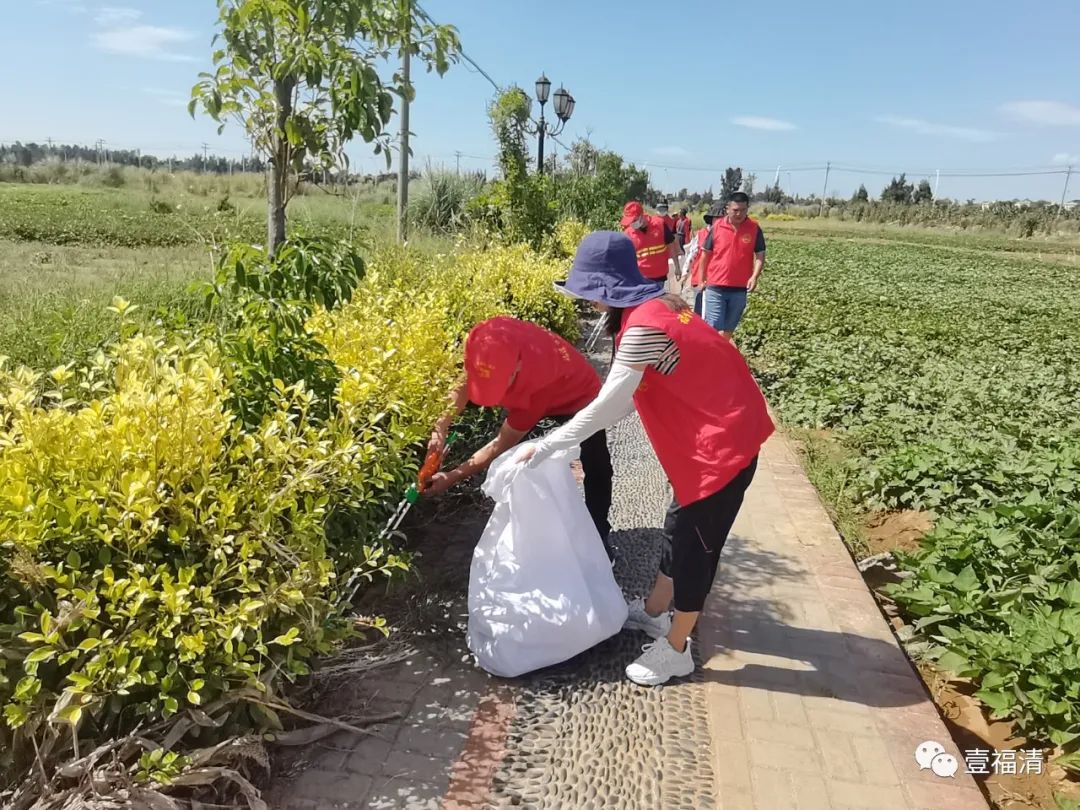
[741, 237, 1080, 750]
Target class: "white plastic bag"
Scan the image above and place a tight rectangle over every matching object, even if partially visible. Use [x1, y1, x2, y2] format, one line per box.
[467, 446, 628, 677]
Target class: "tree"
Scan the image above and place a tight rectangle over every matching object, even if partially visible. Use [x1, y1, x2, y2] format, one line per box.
[567, 138, 599, 176]
[742, 173, 756, 198]
[763, 182, 784, 204]
[853, 184, 869, 203]
[191, 0, 459, 254]
[721, 167, 743, 200]
[913, 179, 934, 204]
[880, 174, 914, 204]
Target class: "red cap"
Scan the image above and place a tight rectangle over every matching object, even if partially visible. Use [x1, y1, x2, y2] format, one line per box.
[620, 201, 644, 228]
[464, 318, 521, 406]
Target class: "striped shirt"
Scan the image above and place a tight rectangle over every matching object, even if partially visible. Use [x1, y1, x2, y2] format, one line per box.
[614, 326, 680, 375]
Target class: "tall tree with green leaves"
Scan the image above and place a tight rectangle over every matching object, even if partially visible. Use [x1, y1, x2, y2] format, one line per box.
[913, 179, 934, 204]
[881, 174, 915, 204]
[721, 167, 743, 200]
[853, 184, 870, 203]
[190, 0, 459, 254]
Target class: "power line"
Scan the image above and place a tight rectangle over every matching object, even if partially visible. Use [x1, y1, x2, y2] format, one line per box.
[415, 2, 572, 156]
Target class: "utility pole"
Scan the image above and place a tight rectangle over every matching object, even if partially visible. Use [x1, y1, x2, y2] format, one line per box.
[396, 19, 411, 244]
[819, 162, 830, 215]
[934, 168, 941, 198]
[201, 142, 210, 173]
[455, 150, 461, 175]
[1056, 165, 1073, 226]
[773, 164, 781, 186]
[95, 139, 105, 166]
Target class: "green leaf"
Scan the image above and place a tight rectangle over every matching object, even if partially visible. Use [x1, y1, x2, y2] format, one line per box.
[974, 688, 1013, 712]
[26, 646, 58, 664]
[936, 650, 970, 674]
[55, 704, 83, 726]
[952, 565, 979, 593]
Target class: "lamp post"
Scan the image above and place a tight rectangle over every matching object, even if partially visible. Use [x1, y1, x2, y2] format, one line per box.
[528, 73, 574, 175]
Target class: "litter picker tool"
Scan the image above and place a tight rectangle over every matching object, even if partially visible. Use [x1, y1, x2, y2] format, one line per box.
[339, 431, 459, 606]
[584, 312, 608, 352]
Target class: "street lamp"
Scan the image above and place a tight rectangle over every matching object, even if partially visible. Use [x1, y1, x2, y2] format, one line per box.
[527, 73, 574, 175]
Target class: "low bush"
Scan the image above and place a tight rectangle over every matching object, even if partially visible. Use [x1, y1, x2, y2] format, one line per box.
[0, 236, 580, 805]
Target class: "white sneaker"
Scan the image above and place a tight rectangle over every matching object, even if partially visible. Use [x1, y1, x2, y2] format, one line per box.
[625, 637, 695, 686]
[623, 597, 672, 640]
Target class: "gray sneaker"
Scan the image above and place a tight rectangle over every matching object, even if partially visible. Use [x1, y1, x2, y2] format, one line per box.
[623, 597, 672, 640]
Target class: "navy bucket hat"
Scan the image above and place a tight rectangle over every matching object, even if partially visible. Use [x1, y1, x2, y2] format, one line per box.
[556, 231, 664, 308]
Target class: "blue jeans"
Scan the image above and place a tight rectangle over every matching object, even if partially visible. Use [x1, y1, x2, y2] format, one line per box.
[701, 286, 748, 333]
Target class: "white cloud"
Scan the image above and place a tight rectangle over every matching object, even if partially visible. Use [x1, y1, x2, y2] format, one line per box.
[95, 6, 142, 25]
[652, 146, 690, 158]
[1001, 100, 1080, 127]
[875, 115, 999, 143]
[1053, 152, 1080, 165]
[731, 116, 797, 132]
[93, 25, 196, 61]
[143, 88, 188, 107]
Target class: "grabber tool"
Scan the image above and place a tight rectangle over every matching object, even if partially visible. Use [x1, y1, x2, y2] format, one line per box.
[380, 430, 460, 539]
[585, 312, 609, 352]
[340, 431, 461, 606]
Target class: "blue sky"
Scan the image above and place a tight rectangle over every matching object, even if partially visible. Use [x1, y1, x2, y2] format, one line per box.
[4, 0, 1080, 201]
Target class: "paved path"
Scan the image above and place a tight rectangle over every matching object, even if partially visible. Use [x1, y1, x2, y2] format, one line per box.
[267, 327, 988, 809]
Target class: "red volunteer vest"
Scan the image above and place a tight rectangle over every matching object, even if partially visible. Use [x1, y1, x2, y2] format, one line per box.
[704, 218, 761, 287]
[690, 226, 710, 286]
[624, 215, 669, 280]
[617, 299, 774, 506]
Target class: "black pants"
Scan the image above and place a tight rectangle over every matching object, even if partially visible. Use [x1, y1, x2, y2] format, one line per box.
[545, 417, 614, 558]
[659, 457, 758, 613]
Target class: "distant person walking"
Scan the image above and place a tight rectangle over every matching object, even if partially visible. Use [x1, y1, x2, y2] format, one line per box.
[692, 192, 765, 337]
[621, 201, 681, 292]
[682, 203, 722, 315]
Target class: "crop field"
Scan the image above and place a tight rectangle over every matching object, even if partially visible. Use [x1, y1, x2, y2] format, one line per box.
[741, 238, 1080, 749]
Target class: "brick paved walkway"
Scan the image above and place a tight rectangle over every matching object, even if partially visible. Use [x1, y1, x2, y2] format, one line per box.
[268, 427, 987, 810]
[697, 432, 986, 809]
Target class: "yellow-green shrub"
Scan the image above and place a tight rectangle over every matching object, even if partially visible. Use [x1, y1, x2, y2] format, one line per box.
[547, 219, 590, 259]
[0, 238, 580, 792]
[0, 338, 392, 782]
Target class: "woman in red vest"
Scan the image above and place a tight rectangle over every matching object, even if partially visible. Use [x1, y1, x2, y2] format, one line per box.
[426, 316, 614, 559]
[516, 232, 774, 685]
[620, 201, 680, 287]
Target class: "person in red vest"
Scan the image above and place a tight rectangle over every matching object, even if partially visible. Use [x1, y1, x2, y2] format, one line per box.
[620, 201, 680, 288]
[683, 203, 722, 315]
[515, 231, 774, 685]
[425, 316, 614, 559]
[656, 200, 677, 233]
[692, 191, 766, 337]
[674, 207, 693, 248]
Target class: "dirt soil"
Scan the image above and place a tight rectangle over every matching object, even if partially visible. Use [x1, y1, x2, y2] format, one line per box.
[917, 663, 1080, 810]
[863, 509, 933, 557]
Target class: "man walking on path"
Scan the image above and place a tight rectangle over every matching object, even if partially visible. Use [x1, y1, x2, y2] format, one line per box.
[693, 191, 765, 337]
[682, 203, 721, 315]
[674, 207, 693, 248]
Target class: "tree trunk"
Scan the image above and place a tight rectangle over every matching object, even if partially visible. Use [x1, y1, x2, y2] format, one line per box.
[268, 78, 294, 256]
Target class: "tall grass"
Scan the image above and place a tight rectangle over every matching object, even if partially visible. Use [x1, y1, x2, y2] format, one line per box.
[407, 166, 483, 233]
